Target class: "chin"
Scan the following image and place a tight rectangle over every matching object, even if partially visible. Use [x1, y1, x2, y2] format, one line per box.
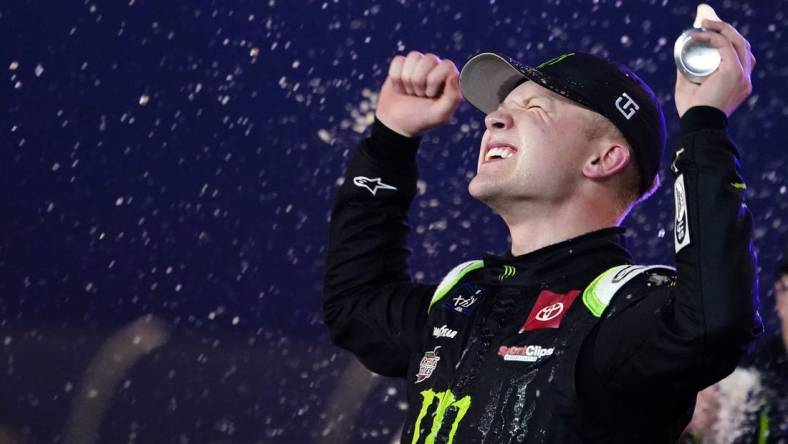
[468, 175, 498, 204]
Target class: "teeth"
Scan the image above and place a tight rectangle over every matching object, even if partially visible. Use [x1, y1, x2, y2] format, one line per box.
[485, 147, 514, 161]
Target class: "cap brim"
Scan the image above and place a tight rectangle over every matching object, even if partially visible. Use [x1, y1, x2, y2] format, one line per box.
[459, 53, 528, 114]
[459, 52, 591, 115]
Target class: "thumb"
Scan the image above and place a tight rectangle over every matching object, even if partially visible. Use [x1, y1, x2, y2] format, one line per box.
[675, 69, 690, 91]
[437, 70, 463, 109]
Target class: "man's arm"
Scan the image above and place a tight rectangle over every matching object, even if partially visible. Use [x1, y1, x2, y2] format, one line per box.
[322, 52, 463, 377]
[580, 106, 762, 399]
[323, 119, 434, 377]
[578, 19, 762, 399]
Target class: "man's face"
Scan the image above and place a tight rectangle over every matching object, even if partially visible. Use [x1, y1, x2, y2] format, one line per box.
[468, 81, 598, 208]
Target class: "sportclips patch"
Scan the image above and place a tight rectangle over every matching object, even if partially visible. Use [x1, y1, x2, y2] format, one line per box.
[520, 289, 581, 332]
[674, 174, 691, 252]
[498, 344, 554, 362]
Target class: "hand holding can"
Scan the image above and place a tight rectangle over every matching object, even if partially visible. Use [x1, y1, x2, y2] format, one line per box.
[673, 6, 756, 117]
[674, 4, 723, 84]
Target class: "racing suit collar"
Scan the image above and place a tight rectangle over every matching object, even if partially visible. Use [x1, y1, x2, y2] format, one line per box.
[482, 227, 633, 285]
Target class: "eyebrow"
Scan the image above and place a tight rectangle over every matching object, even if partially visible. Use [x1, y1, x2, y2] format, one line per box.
[506, 94, 556, 107]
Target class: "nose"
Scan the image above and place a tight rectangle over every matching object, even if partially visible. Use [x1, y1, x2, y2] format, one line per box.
[484, 107, 514, 131]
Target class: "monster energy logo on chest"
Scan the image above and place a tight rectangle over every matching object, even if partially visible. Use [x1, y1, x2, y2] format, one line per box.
[498, 265, 516, 281]
[411, 389, 471, 444]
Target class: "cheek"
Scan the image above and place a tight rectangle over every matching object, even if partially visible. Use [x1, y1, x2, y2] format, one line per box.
[545, 127, 588, 167]
[519, 115, 560, 148]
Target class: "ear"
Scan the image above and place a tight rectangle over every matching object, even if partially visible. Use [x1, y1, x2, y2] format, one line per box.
[582, 143, 631, 180]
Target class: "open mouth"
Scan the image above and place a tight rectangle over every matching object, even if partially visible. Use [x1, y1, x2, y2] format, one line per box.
[483, 143, 518, 163]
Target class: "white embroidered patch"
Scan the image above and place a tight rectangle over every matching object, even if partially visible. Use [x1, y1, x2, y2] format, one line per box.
[674, 174, 691, 252]
[352, 176, 397, 196]
[415, 346, 441, 384]
[497, 344, 554, 362]
[615, 92, 639, 120]
[432, 325, 458, 339]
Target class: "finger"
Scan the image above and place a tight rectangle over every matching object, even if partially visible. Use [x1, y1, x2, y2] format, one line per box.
[424, 60, 452, 98]
[690, 30, 743, 75]
[700, 19, 752, 74]
[436, 68, 463, 111]
[400, 51, 423, 96]
[411, 53, 441, 97]
[701, 19, 751, 50]
[387, 55, 406, 95]
[691, 30, 752, 99]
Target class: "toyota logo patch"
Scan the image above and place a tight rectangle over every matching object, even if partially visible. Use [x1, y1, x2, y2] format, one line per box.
[535, 302, 564, 321]
[520, 289, 581, 332]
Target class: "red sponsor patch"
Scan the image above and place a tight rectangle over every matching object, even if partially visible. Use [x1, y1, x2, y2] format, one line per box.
[519, 289, 581, 332]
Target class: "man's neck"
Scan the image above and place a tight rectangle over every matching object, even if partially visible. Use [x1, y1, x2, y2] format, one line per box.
[500, 198, 623, 256]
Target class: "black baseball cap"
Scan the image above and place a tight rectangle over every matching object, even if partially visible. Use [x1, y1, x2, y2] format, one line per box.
[459, 52, 667, 197]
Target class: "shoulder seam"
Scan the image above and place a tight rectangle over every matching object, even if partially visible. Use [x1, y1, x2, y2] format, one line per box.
[427, 260, 484, 313]
[582, 264, 675, 317]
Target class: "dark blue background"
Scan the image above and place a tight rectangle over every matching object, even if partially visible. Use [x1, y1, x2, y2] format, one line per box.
[1, 0, 786, 443]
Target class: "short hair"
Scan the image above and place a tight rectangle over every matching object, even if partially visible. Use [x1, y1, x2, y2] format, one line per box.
[583, 112, 645, 208]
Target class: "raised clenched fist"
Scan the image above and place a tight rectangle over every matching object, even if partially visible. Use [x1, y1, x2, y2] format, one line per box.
[375, 51, 464, 138]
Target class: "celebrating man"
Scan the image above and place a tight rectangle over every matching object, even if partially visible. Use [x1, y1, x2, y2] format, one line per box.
[323, 18, 761, 444]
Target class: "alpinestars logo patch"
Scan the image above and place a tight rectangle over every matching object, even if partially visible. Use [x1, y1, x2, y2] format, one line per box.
[353, 176, 397, 196]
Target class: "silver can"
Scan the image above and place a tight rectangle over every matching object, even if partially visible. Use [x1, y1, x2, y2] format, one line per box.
[673, 28, 721, 84]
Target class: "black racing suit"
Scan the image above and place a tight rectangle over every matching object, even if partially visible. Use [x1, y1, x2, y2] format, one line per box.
[322, 106, 762, 443]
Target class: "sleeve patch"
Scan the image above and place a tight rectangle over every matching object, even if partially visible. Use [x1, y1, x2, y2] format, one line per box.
[674, 174, 691, 253]
[352, 176, 398, 196]
[428, 260, 484, 313]
[582, 265, 676, 317]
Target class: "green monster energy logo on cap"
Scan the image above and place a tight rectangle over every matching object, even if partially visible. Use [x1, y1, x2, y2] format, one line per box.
[537, 52, 575, 69]
[498, 264, 516, 281]
[411, 389, 472, 444]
